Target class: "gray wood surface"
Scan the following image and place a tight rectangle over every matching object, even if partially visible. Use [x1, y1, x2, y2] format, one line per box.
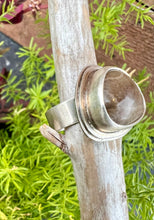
[40, 1, 129, 219]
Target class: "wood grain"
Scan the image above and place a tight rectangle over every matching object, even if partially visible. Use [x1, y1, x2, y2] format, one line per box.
[47, 0, 129, 219]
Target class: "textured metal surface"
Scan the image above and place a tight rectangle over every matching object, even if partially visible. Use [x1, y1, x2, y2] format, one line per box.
[75, 65, 146, 141]
[46, 65, 146, 141]
[46, 98, 78, 131]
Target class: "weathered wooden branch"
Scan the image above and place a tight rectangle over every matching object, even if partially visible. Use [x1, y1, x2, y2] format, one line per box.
[41, 0, 129, 219]
[40, 124, 69, 154]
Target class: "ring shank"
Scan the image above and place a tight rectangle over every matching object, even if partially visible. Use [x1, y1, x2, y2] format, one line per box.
[45, 98, 78, 131]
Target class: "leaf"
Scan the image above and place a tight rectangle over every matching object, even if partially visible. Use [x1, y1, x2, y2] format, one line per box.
[0, 211, 7, 220]
[4, 177, 10, 194]
[3, 4, 24, 24]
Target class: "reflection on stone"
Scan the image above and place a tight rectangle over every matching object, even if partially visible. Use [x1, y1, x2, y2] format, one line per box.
[104, 71, 144, 125]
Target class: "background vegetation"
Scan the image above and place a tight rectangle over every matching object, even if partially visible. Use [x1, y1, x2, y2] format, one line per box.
[0, 0, 154, 219]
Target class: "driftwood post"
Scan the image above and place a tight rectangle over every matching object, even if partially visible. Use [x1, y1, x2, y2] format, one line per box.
[40, 0, 129, 219]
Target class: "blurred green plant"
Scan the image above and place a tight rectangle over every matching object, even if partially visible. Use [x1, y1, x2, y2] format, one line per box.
[90, 0, 154, 58]
[35, 12, 51, 50]
[123, 115, 154, 219]
[147, 92, 154, 115]
[0, 38, 153, 219]
[125, 0, 154, 28]
[0, 40, 80, 220]
[0, 0, 48, 24]
[0, 0, 15, 23]
[122, 65, 154, 220]
[0, 0, 154, 219]
[25, 0, 154, 60]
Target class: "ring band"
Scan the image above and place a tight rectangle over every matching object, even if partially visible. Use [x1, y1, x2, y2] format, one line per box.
[46, 98, 78, 131]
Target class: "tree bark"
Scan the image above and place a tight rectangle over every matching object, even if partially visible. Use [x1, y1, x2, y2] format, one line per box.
[43, 0, 129, 219]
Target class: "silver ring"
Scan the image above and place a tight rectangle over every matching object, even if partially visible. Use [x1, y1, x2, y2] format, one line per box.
[46, 65, 146, 141]
[46, 98, 78, 131]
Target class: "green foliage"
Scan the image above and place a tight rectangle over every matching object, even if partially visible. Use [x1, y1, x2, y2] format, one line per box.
[0, 41, 80, 219]
[123, 114, 154, 219]
[35, 12, 51, 49]
[90, 0, 131, 58]
[122, 64, 154, 219]
[90, 0, 154, 58]
[147, 92, 154, 115]
[16, 37, 53, 86]
[0, 1, 154, 218]
[125, 0, 154, 28]
[22, 0, 154, 60]
[122, 66, 154, 219]
[0, 41, 4, 57]
[133, 67, 151, 91]
[0, 1, 15, 23]
[122, 64, 151, 92]
[0, 39, 153, 219]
